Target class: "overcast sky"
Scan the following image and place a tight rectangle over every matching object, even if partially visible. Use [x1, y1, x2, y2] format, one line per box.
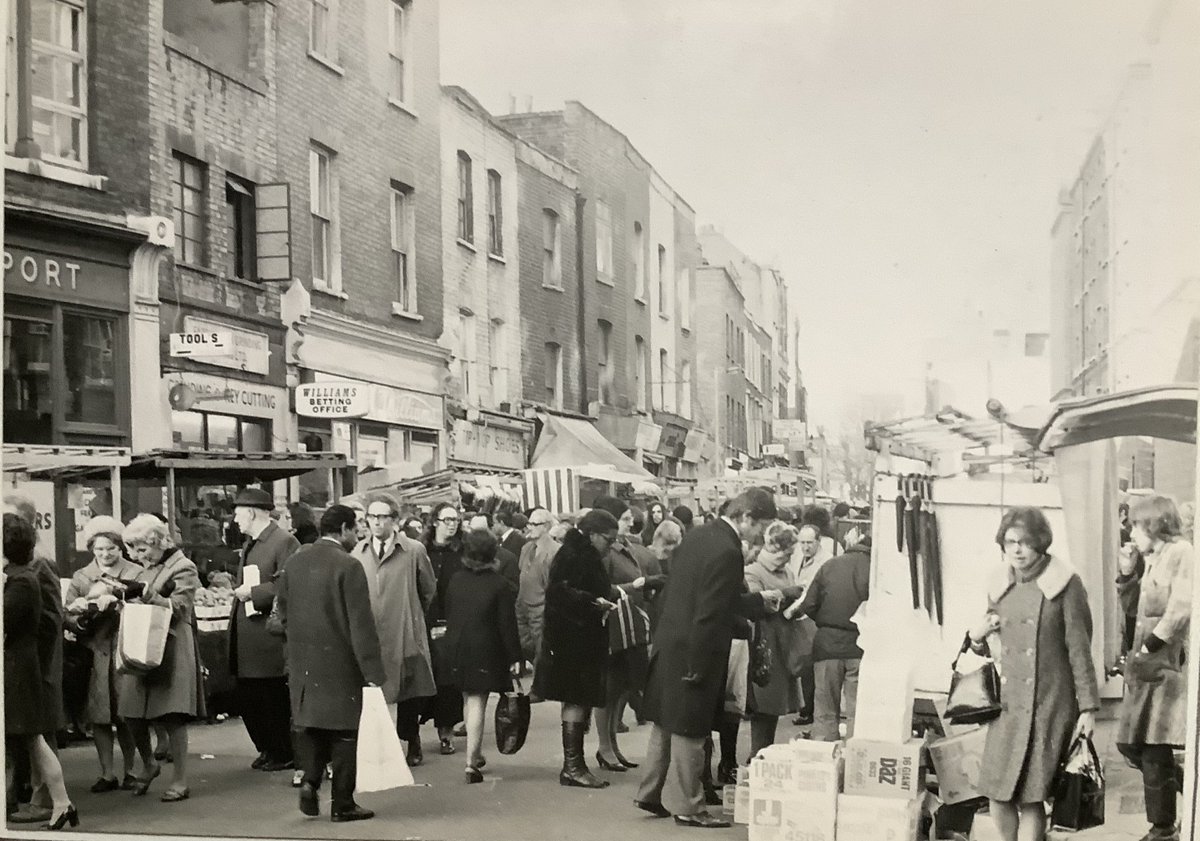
[440, 0, 1184, 429]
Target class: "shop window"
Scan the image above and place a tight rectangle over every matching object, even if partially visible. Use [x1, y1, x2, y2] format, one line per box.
[486, 169, 503, 256]
[171, 409, 204, 451]
[356, 425, 388, 471]
[225, 175, 257, 281]
[391, 183, 415, 312]
[62, 312, 116, 425]
[3, 316, 54, 443]
[457, 151, 474, 244]
[407, 429, 438, 474]
[173, 152, 207, 266]
[171, 410, 271, 452]
[298, 425, 334, 508]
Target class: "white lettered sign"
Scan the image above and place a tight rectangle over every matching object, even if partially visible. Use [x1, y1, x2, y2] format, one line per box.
[169, 330, 232, 357]
[295, 381, 371, 418]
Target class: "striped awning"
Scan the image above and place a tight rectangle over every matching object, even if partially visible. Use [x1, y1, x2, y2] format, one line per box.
[522, 467, 580, 515]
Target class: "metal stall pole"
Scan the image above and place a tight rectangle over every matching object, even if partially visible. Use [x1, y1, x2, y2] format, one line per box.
[110, 464, 122, 521]
[1182, 384, 1200, 841]
[166, 466, 177, 539]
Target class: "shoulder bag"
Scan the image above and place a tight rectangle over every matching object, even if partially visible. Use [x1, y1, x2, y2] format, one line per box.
[944, 632, 1002, 725]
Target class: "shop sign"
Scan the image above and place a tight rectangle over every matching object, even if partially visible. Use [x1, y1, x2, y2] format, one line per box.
[774, 419, 807, 444]
[657, 422, 689, 458]
[312, 373, 441, 430]
[294, 381, 370, 419]
[4, 244, 129, 311]
[10, 480, 56, 564]
[165, 372, 282, 420]
[634, 419, 662, 451]
[183, 316, 270, 376]
[762, 443, 786, 457]
[450, 419, 527, 470]
[169, 331, 233, 357]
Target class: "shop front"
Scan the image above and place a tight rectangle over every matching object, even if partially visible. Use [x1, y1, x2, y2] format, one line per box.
[446, 412, 533, 513]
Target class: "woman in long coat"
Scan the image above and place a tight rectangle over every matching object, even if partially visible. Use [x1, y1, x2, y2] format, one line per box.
[118, 514, 206, 803]
[419, 502, 466, 758]
[969, 507, 1098, 841]
[63, 516, 143, 792]
[744, 522, 804, 756]
[1117, 495, 1192, 841]
[444, 530, 522, 783]
[534, 509, 621, 789]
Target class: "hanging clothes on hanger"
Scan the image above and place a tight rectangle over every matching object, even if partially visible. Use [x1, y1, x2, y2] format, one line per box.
[904, 481, 922, 610]
[895, 481, 907, 553]
[920, 479, 944, 626]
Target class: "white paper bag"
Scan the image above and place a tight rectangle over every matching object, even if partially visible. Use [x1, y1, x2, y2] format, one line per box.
[115, 603, 172, 674]
[242, 565, 261, 617]
[355, 686, 415, 792]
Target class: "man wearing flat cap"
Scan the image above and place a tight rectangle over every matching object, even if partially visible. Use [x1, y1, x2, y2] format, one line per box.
[229, 487, 300, 772]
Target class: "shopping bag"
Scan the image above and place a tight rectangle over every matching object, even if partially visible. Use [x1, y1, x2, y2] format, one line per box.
[749, 622, 773, 688]
[1051, 734, 1105, 831]
[606, 593, 651, 653]
[495, 676, 531, 755]
[355, 686, 415, 792]
[945, 633, 1001, 725]
[114, 603, 172, 675]
[724, 639, 750, 715]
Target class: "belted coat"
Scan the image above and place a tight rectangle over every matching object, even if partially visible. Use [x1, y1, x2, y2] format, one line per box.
[229, 521, 300, 679]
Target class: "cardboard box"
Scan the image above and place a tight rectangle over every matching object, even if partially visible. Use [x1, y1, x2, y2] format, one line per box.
[843, 738, 927, 800]
[928, 726, 989, 805]
[722, 784, 736, 817]
[737, 765, 752, 787]
[749, 744, 842, 808]
[837, 794, 921, 841]
[734, 784, 751, 825]
[749, 792, 837, 841]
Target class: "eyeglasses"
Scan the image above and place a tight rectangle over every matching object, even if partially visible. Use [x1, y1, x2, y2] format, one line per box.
[366, 513, 395, 521]
[438, 516, 460, 524]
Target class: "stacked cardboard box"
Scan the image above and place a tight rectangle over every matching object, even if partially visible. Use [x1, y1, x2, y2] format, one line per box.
[748, 741, 842, 841]
[837, 737, 927, 841]
[724, 766, 751, 824]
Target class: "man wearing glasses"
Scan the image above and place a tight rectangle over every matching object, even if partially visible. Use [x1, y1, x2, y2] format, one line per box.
[350, 493, 438, 766]
[516, 508, 559, 666]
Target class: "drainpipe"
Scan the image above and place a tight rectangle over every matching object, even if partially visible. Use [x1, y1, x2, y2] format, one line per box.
[575, 190, 588, 415]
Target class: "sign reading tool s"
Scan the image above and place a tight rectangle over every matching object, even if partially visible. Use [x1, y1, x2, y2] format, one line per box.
[170, 331, 232, 357]
[295, 381, 371, 418]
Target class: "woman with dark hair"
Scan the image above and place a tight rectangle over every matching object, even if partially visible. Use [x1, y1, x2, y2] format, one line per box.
[444, 530, 522, 784]
[63, 516, 143, 792]
[287, 502, 319, 545]
[969, 507, 1098, 841]
[1117, 495, 1192, 841]
[641, 502, 667, 547]
[421, 502, 466, 756]
[534, 509, 622, 788]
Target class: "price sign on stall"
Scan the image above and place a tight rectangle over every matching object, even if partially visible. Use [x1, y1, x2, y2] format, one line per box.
[169, 331, 233, 358]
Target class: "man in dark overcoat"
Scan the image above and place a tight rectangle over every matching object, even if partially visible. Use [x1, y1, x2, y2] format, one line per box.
[228, 487, 300, 771]
[275, 505, 385, 823]
[636, 488, 782, 828]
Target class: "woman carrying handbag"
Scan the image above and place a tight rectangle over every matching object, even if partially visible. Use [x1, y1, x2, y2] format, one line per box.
[968, 507, 1098, 841]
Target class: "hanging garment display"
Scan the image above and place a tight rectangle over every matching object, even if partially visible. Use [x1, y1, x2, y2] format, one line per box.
[921, 503, 944, 625]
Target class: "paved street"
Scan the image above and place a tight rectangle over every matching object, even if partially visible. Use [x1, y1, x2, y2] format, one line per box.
[25, 700, 1153, 840]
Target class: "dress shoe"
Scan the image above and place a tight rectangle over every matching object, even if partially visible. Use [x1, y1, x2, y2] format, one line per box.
[406, 740, 424, 767]
[90, 777, 120, 794]
[615, 721, 630, 734]
[716, 761, 737, 786]
[465, 766, 484, 784]
[45, 804, 80, 830]
[613, 747, 639, 769]
[595, 752, 627, 773]
[674, 811, 732, 828]
[331, 805, 374, 822]
[298, 783, 319, 817]
[635, 800, 671, 818]
[439, 738, 456, 756]
[250, 752, 269, 770]
[120, 775, 138, 791]
[160, 788, 190, 803]
[9, 806, 52, 824]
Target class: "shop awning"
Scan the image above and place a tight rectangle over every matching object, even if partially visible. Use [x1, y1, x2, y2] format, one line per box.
[3, 444, 132, 475]
[29, 449, 348, 484]
[1036, 384, 1198, 453]
[530, 413, 654, 479]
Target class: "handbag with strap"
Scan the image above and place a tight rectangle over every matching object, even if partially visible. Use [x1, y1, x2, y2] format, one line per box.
[1051, 733, 1105, 831]
[945, 632, 1002, 725]
[606, 592, 651, 653]
[749, 622, 773, 688]
[495, 675, 532, 755]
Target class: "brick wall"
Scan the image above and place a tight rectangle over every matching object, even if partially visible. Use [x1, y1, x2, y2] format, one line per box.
[273, 0, 443, 342]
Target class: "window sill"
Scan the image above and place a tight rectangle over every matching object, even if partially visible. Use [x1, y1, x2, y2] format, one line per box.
[5, 155, 107, 190]
[596, 274, 615, 287]
[487, 252, 506, 265]
[457, 238, 478, 253]
[391, 303, 423, 321]
[308, 51, 345, 76]
[387, 98, 418, 119]
[634, 296, 647, 306]
[542, 283, 564, 293]
[312, 283, 348, 300]
[681, 326, 692, 335]
[658, 312, 671, 322]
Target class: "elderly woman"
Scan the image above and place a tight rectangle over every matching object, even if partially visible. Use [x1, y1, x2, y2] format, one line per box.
[534, 509, 622, 789]
[117, 514, 206, 803]
[63, 516, 143, 792]
[1117, 495, 1192, 841]
[969, 507, 1098, 841]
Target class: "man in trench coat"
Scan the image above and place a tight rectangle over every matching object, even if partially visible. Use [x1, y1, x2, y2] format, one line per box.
[275, 505, 385, 823]
[229, 487, 301, 771]
[636, 488, 782, 828]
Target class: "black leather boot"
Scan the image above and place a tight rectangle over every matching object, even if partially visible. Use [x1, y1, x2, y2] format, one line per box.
[559, 722, 609, 788]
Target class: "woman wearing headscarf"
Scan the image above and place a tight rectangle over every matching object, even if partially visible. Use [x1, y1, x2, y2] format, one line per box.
[641, 501, 667, 548]
[1117, 495, 1192, 841]
[421, 502, 466, 757]
[534, 509, 622, 788]
[117, 513, 207, 802]
[63, 516, 143, 792]
[969, 507, 1098, 841]
[590, 496, 665, 772]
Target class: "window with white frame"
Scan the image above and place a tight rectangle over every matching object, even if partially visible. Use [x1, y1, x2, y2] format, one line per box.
[310, 0, 336, 60]
[387, 1, 410, 103]
[595, 200, 612, 281]
[458, 312, 477, 401]
[597, 319, 613, 405]
[309, 145, 337, 290]
[634, 335, 647, 412]
[680, 360, 693, 418]
[632, 221, 645, 299]
[457, 151, 474, 243]
[657, 244, 668, 314]
[542, 209, 561, 288]
[486, 169, 503, 256]
[225, 175, 256, 280]
[390, 183, 415, 311]
[10, 0, 89, 166]
[545, 342, 563, 410]
[678, 267, 690, 329]
[489, 320, 508, 401]
[172, 152, 206, 266]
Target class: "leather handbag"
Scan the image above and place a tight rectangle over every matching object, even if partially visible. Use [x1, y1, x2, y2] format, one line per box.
[1051, 734, 1105, 831]
[749, 622, 773, 688]
[945, 632, 1002, 725]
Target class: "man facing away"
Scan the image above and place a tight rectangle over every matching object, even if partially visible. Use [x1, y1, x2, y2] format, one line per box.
[275, 505, 385, 823]
[636, 488, 783, 828]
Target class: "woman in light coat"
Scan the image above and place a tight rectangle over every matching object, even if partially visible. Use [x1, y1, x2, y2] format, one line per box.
[117, 514, 206, 803]
[969, 507, 1098, 841]
[1117, 495, 1192, 841]
[63, 516, 143, 792]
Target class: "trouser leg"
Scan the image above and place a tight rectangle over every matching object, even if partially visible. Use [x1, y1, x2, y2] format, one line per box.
[667, 733, 708, 817]
[749, 714, 778, 757]
[296, 728, 330, 790]
[394, 697, 422, 744]
[811, 660, 844, 742]
[1141, 745, 1177, 829]
[329, 730, 359, 813]
[635, 724, 671, 804]
[842, 658, 861, 739]
[263, 678, 294, 761]
[237, 678, 268, 754]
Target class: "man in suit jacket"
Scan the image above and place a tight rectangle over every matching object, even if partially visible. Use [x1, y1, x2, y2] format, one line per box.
[494, 511, 528, 563]
[637, 488, 783, 828]
[275, 505, 385, 823]
[229, 487, 301, 772]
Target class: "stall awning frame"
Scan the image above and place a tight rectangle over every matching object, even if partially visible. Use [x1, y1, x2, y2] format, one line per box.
[865, 407, 1042, 462]
[1036, 384, 1198, 453]
[2, 444, 132, 475]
